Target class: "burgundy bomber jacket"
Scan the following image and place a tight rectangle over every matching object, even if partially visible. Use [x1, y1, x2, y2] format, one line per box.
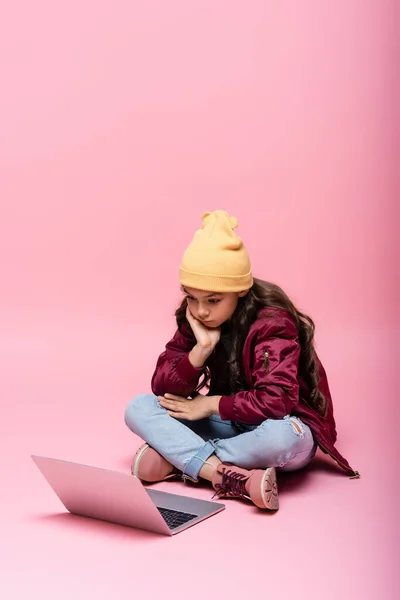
[151, 308, 360, 478]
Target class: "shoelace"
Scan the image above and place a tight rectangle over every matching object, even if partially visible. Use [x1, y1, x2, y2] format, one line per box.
[212, 467, 249, 499]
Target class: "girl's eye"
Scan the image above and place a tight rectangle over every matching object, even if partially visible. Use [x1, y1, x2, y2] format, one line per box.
[186, 296, 196, 302]
[208, 299, 220, 304]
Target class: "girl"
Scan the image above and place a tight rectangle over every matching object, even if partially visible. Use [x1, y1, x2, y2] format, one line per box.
[124, 210, 359, 511]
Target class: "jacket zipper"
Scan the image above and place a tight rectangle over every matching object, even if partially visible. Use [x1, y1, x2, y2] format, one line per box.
[264, 350, 270, 373]
[318, 441, 360, 479]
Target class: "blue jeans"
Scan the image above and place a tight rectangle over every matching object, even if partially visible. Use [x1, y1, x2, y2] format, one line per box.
[124, 393, 317, 481]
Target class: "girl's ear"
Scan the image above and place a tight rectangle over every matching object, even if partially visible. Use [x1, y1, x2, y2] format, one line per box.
[238, 289, 250, 298]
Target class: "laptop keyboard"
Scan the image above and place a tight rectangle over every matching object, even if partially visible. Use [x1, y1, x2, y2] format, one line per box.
[157, 506, 198, 530]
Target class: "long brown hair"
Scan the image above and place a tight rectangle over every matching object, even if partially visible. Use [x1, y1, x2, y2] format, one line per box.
[175, 278, 327, 417]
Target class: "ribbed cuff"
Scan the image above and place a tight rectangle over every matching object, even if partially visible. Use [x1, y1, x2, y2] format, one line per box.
[218, 395, 235, 421]
[175, 354, 204, 387]
[182, 440, 217, 481]
[179, 268, 253, 293]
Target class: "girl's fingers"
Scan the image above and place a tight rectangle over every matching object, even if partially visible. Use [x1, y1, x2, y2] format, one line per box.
[159, 396, 186, 413]
[159, 396, 174, 407]
[164, 393, 185, 401]
[159, 395, 175, 402]
[167, 411, 182, 419]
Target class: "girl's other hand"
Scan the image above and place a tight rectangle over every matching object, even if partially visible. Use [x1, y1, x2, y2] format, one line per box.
[186, 306, 221, 350]
[159, 393, 220, 421]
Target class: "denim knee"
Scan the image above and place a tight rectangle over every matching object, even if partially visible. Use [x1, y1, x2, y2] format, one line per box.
[124, 393, 157, 433]
[253, 416, 314, 468]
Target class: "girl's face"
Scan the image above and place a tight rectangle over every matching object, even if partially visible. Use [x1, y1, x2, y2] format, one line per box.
[182, 286, 248, 328]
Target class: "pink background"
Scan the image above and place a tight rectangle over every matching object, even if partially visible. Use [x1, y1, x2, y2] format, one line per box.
[1, 1, 398, 599]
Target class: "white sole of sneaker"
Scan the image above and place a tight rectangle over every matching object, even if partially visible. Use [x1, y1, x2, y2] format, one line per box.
[260, 467, 279, 510]
[131, 443, 150, 477]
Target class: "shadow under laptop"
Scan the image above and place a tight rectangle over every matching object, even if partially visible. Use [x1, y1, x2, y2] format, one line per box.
[28, 511, 168, 542]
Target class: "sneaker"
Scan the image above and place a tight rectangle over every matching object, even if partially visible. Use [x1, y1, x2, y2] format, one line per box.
[131, 444, 179, 483]
[212, 463, 279, 510]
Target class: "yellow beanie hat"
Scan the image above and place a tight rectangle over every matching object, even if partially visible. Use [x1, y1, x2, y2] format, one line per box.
[179, 210, 253, 292]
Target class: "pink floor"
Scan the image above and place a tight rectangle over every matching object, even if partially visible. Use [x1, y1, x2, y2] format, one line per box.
[1, 317, 396, 600]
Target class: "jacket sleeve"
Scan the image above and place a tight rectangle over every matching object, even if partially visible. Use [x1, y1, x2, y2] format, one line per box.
[218, 314, 300, 424]
[151, 322, 205, 398]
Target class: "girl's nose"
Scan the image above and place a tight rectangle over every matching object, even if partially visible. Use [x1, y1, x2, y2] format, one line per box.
[197, 305, 210, 319]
